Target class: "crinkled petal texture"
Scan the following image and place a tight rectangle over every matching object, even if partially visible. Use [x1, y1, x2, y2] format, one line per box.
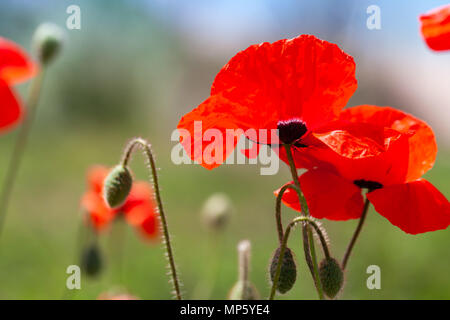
[367, 179, 450, 234]
[177, 34, 357, 169]
[0, 80, 22, 132]
[81, 166, 159, 239]
[0, 37, 37, 85]
[275, 169, 364, 221]
[420, 5, 450, 51]
[339, 105, 437, 182]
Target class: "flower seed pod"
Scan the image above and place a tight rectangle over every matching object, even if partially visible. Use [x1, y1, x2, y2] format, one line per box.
[80, 243, 103, 277]
[228, 281, 260, 300]
[319, 257, 344, 299]
[201, 193, 233, 232]
[33, 23, 65, 65]
[103, 165, 133, 208]
[269, 247, 297, 294]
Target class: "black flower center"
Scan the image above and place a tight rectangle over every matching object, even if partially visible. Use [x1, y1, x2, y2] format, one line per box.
[277, 119, 308, 145]
[353, 179, 383, 191]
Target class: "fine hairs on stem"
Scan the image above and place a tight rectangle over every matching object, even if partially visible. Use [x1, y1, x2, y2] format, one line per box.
[120, 137, 182, 300]
[269, 216, 330, 300]
[283, 144, 324, 300]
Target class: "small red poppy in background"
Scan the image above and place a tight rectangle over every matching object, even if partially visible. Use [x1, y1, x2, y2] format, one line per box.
[0, 37, 38, 132]
[276, 105, 450, 234]
[81, 166, 159, 240]
[419, 4, 450, 51]
[177, 34, 357, 169]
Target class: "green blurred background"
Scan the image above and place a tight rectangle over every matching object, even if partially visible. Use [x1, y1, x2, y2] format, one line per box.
[0, 0, 449, 299]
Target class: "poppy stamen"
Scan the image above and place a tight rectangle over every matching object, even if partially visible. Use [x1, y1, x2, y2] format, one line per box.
[353, 179, 383, 191]
[277, 119, 308, 145]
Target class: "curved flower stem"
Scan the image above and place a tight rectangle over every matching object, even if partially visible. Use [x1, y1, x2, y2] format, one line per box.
[0, 70, 45, 240]
[275, 184, 299, 244]
[121, 137, 182, 300]
[269, 216, 329, 300]
[283, 144, 324, 300]
[342, 197, 370, 270]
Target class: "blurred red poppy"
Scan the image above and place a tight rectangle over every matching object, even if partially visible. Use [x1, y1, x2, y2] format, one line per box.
[0, 37, 38, 132]
[276, 105, 450, 234]
[177, 34, 357, 169]
[419, 5, 450, 51]
[81, 166, 159, 240]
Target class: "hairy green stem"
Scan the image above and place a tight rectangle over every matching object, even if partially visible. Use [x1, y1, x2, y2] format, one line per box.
[121, 138, 182, 300]
[0, 70, 45, 239]
[283, 144, 324, 300]
[342, 197, 370, 270]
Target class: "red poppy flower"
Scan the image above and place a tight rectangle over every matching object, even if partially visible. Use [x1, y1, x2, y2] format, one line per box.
[81, 166, 159, 240]
[0, 37, 38, 132]
[276, 105, 450, 234]
[419, 5, 450, 51]
[177, 35, 357, 169]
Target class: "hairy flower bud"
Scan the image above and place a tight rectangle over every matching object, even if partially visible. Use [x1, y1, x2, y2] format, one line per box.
[103, 165, 133, 208]
[269, 247, 297, 294]
[33, 23, 64, 65]
[319, 257, 344, 299]
[228, 280, 260, 300]
[201, 193, 233, 231]
[80, 243, 103, 277]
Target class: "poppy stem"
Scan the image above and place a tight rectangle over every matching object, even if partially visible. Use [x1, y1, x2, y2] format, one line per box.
[283, 144, 324, 300]
[121, 137, 182, 300]
[0, 70, 46, 240]
[342, 197, 370, 270]
[269, 216, 329, 300]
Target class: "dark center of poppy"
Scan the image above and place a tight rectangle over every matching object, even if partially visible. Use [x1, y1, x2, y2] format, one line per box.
[353, 179, 383, 191]
[277, 119, 308, 145]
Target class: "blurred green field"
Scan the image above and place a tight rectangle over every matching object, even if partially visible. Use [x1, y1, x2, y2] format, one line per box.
[0, 0, 449, 300]
[0, 124, 448, 300]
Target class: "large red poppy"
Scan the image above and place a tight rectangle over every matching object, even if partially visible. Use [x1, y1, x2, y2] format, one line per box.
[276, 105, 450, 234]
[0, 37, 38, 132]
[177, 35, 357, 169]
[81, 166, 159, 240]
[419, 5, 450, 51]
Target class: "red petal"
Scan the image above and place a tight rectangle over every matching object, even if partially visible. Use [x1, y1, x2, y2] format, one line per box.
[367, 179, 450, 234]
[81, 191, 116, 231]
[122, 182, 156, 225]
[419, 5, 450, 51]
[138, 212, 159, 240]
[86, 166, 109, 194]
[0, 37, 38, 84]
[211, 35, 357, 131]
[274, 169, 364, 221]
[0, 80, 23, 132]
[177, 93, 245, 169]
[340, 105, 437, 181]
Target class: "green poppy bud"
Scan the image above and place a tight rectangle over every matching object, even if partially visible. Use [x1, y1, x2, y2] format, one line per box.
[80, 243, 103, 277]
[33, 23, 65, 65]
[319, 257, 344, 299]
[269, 247, 297, 294]
[103, 165, 133, 208]
[228, 280, 260, 300]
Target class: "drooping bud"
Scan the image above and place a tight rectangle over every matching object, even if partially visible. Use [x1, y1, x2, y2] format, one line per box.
[228, 240, 260, 300]
[201, 193, 233, 231]
[269, 247, 297, 294]
[319, 258, 344, 299]
[80, 243, 103, 277]
[33, 23, 65, 65]
[103, 165, 133, 208]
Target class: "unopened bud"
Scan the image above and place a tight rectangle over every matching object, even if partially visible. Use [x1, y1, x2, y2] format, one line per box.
[80, 243, 103, 277]
[319, 258, 344, 299]
[269, 247, 297, 294]
[201, 193, 233, 231]
[103, 165, 133, 208]
[33, 23, 64, 65]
